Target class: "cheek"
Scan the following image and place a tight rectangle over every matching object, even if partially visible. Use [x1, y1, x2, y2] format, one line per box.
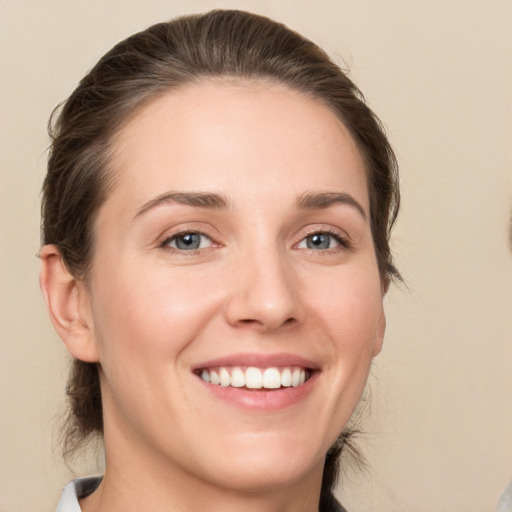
[307, 265, 383, 408]
[88, 264, 221, 368]
[309, 265, 383, 347]
[87, 263, 225, 429]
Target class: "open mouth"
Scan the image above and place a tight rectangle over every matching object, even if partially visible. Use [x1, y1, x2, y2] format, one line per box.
[195, 366, 313, 390]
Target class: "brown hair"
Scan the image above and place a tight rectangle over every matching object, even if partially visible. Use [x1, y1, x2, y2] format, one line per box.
[42, 9, 399, 500]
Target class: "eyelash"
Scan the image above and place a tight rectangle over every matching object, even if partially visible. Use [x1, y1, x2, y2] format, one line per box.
[296, 227, 351, 252]
[159, 227, 350, 254]
[160, 229, 217, 253]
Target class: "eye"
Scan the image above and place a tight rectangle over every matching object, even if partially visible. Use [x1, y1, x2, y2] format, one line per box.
[163, 232, 213, 251]
[297, 231, 346, 250]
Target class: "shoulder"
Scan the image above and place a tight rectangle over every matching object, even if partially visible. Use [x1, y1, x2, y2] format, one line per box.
[497, 480, 512, 512]
[321, 491, 349, 512]
[55, 476, 103, 512]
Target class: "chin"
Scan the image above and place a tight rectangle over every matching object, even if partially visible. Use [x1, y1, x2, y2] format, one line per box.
[207, 460, 322, 495]
[190, 433, 327, 494]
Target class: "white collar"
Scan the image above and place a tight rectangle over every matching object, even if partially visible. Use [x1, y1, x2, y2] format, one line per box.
[55, 476, 102, 512]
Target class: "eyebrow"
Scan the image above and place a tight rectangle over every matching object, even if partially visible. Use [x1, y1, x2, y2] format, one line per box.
[296, 191, 367, 221]
[134, 191, 230, 219]
[134, 190, 367, 221]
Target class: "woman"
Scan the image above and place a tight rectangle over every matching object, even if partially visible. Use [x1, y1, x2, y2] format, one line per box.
[40, 9, 399, 512]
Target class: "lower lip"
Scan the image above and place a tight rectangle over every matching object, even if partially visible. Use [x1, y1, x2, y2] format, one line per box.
[196, 372, 318, 411]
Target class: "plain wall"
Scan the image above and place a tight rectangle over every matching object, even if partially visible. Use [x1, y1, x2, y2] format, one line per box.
[1, 1, 511, 511]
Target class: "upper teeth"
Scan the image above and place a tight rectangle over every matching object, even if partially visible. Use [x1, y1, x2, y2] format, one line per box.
[200, 366, 308, 389]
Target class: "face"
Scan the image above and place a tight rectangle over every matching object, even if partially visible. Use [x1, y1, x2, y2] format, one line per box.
[82, 81, 385, 494]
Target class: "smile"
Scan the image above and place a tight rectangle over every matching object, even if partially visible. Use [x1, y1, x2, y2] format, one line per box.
[198, 366, 312, 389]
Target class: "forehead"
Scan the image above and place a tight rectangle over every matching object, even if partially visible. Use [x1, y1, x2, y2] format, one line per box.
[107, 80, 369, 210]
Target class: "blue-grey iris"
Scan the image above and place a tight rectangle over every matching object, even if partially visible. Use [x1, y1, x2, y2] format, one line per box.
[307, 233, 330, 249]
[175, 233, 201, 250]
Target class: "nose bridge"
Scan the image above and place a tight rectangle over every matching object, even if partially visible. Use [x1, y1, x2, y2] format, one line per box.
[225, 233, 302, 331]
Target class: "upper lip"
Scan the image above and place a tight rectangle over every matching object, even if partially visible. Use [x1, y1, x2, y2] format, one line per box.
[192, 352, 320, 371]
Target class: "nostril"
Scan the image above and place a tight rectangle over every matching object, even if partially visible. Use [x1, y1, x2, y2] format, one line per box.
[283, 317, 296, 325]
[239, 318, 258, 325]
[233, 316, 297, 332]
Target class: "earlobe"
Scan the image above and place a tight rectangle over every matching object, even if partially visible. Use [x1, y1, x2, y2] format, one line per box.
[39, 245, 99, 363]
[372, 310, 386, 357]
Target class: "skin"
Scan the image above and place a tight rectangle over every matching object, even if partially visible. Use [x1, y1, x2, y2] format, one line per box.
[40, 81, 385, 512]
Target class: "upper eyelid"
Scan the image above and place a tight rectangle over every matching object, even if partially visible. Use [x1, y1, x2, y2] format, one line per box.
[161, 229, 216, 246]
[293, 225, 354, 252]
[162, 230, 211, 241]
[297, 231, 349, 248]
[155, 222, 352, 248]
[158, 223, 220, 241]
[164, 231, 213, 249]
[297, 224, 350, 241]
[153, 226, 217, 254]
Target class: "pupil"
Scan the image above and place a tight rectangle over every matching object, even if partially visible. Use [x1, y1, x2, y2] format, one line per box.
[177, 233, 200, 250]
[308, 233, 329, 249]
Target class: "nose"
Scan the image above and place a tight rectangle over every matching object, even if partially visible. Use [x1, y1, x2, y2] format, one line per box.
[224, 247, 303, 333]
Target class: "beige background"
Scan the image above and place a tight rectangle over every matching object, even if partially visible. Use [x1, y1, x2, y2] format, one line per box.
[1, 1, 511, 511]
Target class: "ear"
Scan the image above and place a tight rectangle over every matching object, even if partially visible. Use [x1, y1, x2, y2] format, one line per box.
[372, 308, 386, 357]
[39, 245, 99, 362]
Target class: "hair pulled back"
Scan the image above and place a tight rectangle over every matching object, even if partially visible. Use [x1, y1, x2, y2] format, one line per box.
[42, 9, 399, 500]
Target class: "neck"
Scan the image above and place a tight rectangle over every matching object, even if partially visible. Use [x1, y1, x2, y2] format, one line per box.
[80, 433, 325, 512]
[81, 464, 323, 512]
